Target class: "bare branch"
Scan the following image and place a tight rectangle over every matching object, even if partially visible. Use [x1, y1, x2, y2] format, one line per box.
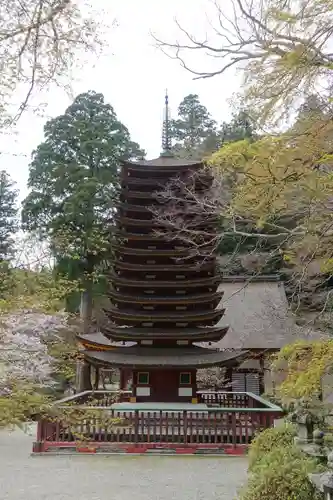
[153, 0, 333, 122]
[0, 0, 111, 126]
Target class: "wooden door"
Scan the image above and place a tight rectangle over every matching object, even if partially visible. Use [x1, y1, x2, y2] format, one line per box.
[151, 370, 179, 402]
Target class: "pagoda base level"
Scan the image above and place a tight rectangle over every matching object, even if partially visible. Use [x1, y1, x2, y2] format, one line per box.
[33, 442, 248, 456]
[32, 390, 282, 455]
[121, 368, 197, 403]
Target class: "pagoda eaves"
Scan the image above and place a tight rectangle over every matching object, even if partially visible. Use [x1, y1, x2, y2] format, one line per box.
[80, 106, 243, 402]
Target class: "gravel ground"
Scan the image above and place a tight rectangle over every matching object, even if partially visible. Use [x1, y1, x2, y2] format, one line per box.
[0, 427, 248, 500]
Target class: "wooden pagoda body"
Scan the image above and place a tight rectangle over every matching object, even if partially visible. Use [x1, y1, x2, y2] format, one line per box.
[79, 154, 246, 403]
[31, 96, 284, 456]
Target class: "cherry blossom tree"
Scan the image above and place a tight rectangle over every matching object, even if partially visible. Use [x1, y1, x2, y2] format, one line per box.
[0, 310, 70, 394]
[197, 367, 228, 391]
[0, 308, 81, 427]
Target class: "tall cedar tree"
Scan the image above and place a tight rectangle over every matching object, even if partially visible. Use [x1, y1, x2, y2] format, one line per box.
[170, 95, 257, 159]
[0, 171, 18, 297]
[170, 94, 217, 159]
[22, 91, 145, 310]
[0, 171, 18, 260]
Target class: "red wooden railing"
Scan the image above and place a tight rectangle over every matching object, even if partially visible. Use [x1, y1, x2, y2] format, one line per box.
[33, 391, 283, 453]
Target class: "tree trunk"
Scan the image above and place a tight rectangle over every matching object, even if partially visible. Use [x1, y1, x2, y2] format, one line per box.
[76, 359, 92, 392]
[80, 288, 93, 334]
[75, 262, 94, 392]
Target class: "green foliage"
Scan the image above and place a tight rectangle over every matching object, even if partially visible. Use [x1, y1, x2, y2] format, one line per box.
[49, 396, 121, 444]
[208, 106, 333, 296]
[240, 445, 322, 500]
[272, 340, 333, 403]
[0, 267, 79, 313]
[47, 333, 81, 390]
[170, 93, 217, 158]
[0, 260, 16, 299]
[0, 386, 51, 429]
[241, 415, 324, 499]
[22, 91, 145, 285]
[0, 170, 18, 260]
[248, 424, 296, 470]
[220, 109, 257, 144]
[169, 95, 257, 160]
[0, 170, 18, 298]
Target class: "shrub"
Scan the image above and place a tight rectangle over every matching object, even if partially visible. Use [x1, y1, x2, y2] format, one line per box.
[248, 424, 296, 470]
[240, 445, 322, 500]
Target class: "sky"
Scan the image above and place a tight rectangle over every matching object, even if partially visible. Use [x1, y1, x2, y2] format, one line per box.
[0, 0, 240, 202]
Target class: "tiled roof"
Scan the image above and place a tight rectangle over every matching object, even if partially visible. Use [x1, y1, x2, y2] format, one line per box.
[121, 156, 203, 168]
[84, 346, 248, 368]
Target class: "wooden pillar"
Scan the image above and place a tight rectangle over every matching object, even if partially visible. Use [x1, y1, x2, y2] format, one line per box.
[131, 370, 137, 402]
[93, 366, 100, 390]
[192, 369, 198, 403]
[120, 369, 133, 391]
[119, 368, 126, 390]
[259, 355, 265, 395]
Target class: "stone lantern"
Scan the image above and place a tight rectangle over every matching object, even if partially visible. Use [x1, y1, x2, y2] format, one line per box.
[309, 450, 333, 496]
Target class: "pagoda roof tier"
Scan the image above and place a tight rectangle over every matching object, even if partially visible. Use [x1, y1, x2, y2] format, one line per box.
[122, 180, 213, 191]
[77, 332, 135, 350]
[122, 177, 173, 187]
[120, 190, 155, 200]
[104, 306, 225, 325]
[116, 215, 217, 228]
[107, 289, 223, 305]
[121, 157, 203, 169]
[113, 260, 215, 272]
[112, 244, 214, 257]
[116, 202, 151, 212]
[84, 345, 247, 369]
[122, 175, 213, 189]
[116, 230, 214, 243]
[107, 271, 221, 288]
[116, 231, 166, 241]
[117, 202, 215, 218]
[101, 325, 228, 342]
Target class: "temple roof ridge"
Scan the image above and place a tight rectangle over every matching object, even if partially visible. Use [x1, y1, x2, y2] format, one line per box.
[121, 155, 203, 168]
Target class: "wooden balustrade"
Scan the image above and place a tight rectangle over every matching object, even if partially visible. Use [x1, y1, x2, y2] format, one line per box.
[197, 391, 268, 408]
[36, 408, 279, 447]
[53, 390, 132, 407]
[33, 391, 283, 452]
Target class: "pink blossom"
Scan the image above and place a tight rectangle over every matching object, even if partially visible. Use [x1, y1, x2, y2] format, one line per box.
[0, 310, 70, 394]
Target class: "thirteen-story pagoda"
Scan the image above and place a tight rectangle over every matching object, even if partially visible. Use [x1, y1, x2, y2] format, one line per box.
[79, 93, 245, 402]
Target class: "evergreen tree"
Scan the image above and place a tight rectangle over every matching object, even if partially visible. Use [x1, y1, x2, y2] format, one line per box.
[0, 171, 17, 260]
[170, 94, 217, 158]
[0, 170, 18, 298]
[220, 110, 257, 144]
[22, 91, 145, 310]
[198, 110, 258, 158]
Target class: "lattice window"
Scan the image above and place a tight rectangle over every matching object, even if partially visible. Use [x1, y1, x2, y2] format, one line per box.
[179, 372, 191, 385]
[137, 372, 149, 385]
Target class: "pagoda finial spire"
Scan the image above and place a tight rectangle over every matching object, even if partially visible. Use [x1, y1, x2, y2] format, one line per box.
[161, 89, 173, 156]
